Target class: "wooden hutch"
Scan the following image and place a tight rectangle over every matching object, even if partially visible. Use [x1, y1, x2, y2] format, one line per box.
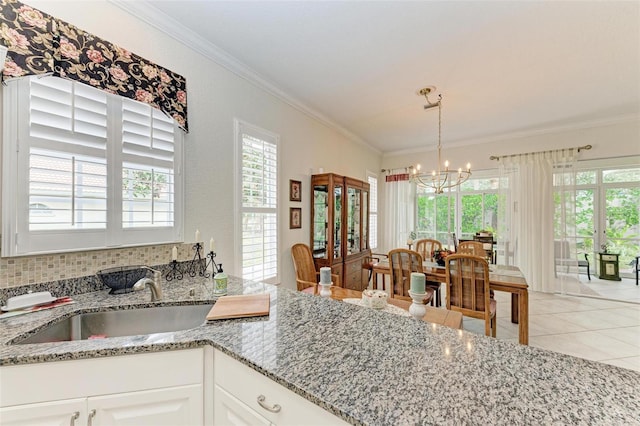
[310, 173, 371, 291]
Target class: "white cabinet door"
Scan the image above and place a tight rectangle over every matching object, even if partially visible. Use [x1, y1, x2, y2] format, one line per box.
[90, 384, 203, 426]
[214, 385, 271, 426]
[0, 398, 86, 426]
[214, 350, 348, 426]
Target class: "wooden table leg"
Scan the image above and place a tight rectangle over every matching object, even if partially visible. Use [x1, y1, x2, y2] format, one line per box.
[511, 293, 519, 324]
[518, 290, 529, 345]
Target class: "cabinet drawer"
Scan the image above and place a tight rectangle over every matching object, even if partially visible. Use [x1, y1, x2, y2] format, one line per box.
[1, 349, 203, 407]
[214, 350, 347, 425]
[601, 254, 617, 261]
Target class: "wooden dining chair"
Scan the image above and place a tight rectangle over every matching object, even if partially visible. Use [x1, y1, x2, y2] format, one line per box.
[445, 254, 496, 337]
[388, 248, 434, 304]
[458, 241, 485, 257]
[291, 243, 340, 294]
[414, 239, 443, 307]
[414, 239, 442, 262]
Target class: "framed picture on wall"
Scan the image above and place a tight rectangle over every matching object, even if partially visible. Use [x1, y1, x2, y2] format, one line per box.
[289, 179, 301, 202]
[290, 207, 302, 229]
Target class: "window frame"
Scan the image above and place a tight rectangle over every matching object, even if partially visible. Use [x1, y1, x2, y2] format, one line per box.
[234, 119, 280, 284]
[1, 76, 184, 257]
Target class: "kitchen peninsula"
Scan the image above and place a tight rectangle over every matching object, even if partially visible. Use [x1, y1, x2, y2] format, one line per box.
[1, 275, 639, 425]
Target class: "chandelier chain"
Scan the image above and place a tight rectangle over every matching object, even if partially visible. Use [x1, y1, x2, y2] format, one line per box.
[409, 88, 471, 193]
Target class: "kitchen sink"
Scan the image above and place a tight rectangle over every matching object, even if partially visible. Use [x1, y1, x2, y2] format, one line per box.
[14, 303, 214, 344]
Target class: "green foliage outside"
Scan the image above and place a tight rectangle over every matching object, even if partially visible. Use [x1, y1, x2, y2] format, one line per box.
[417, 168, 638, 272]
[123, 170, 167, 199]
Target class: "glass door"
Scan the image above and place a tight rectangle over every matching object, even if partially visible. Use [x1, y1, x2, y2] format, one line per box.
[362, 190, 369, 251]
[575, 188, 596, 263]
[312, 184, 329, 259]
[602, 177, 640, 277]
[346, 186, 361, 256]
[333, 183, 343, 261]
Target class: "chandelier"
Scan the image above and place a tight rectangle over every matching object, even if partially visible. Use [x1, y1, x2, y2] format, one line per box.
[409, 87, 471, 194]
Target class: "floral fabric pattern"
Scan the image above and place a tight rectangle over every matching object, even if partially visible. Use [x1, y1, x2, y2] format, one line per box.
[0, 0, 188, 132]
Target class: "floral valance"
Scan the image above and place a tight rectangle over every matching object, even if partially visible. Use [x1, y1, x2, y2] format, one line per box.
[385, 173, 410, 182]
[0, 0, 188, 132]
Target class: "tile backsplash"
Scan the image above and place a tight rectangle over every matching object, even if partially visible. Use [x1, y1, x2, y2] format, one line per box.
[0, 243, 195, 289]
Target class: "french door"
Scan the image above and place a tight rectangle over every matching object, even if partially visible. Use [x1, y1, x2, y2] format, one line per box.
[573, 167, 640, 278]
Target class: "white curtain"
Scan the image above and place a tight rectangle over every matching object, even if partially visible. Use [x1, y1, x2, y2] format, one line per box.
[382, 179, 415, 253]
[498, 149, 577, 293]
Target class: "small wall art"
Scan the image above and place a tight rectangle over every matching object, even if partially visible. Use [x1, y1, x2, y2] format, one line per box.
[290, 207, 302, 229]
[289, 179, 301, 202]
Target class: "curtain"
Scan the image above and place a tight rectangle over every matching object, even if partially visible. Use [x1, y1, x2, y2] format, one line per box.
[0, 0, 188, 132]
[498, 149, 577, 293]
[382, 177, 415, 253]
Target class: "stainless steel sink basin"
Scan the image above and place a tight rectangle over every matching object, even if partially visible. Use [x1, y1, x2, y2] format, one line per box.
[14, 304, 213, 344]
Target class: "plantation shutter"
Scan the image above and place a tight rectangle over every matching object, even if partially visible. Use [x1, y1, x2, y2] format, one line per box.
[28, 77, 108, 230]
[122, 100, 176, 228]
[241, 130, 278, 282]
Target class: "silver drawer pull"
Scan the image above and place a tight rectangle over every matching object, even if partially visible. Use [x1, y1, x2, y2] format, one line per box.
[257, 395, 281, 413]
[70, 411, 79, 426]
[87, 409, 96, 426]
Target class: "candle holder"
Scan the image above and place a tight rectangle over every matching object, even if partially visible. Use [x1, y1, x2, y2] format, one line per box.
[165, 260, 183, 281]
[408, 290, 427, 320]
[319, 282, 332, 297]
[186, 242, 209, 278]
[205, 251, 223, 276]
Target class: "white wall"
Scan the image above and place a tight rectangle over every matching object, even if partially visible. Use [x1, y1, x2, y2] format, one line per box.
[6, 1, 381, 290]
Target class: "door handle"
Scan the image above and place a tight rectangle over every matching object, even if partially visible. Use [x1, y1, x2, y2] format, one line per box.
[70, 411, 79, 426]
[87, 409, 96, 426]
[257, 395, 281, 413]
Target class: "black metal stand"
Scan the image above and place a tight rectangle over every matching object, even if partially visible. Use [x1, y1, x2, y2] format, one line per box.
[165, 260, 183, 281]
[187, 243, 210, 278]
[205, 251, 223, 276]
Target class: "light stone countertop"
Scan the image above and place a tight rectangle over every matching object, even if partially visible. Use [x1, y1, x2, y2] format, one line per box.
[1, 275, 639, 425]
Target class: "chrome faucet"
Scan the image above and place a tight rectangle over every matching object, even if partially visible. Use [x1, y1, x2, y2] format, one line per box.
[133, 268, 163, 301]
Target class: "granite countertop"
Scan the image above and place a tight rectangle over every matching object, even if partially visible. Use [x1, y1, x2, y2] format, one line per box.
[1, 276, 639, 425]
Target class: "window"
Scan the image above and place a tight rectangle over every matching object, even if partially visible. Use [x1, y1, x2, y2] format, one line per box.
[367, 172, 378, 249]
[415, 174, 499, 245]
[2, 76, 183, 256]
[236, 120, 279, 283]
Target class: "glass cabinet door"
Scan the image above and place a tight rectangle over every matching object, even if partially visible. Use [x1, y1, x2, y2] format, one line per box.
[346, 186, 361, 256]
[313, 185, 329, 259]
[362, 190, 369, 250]
[333, 184, 342, 260]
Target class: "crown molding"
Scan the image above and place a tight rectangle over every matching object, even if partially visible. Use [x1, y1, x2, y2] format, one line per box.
[108, 0, 380, 155]
[383, 113, 639, 158]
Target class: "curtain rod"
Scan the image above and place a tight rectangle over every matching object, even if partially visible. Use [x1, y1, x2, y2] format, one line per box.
[380, 166, 412, 174]
[489, 145, 592, 161]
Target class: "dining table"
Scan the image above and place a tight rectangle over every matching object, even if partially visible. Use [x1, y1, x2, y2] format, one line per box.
[372, 260, 530, 345]
[301, 285, 463, 330]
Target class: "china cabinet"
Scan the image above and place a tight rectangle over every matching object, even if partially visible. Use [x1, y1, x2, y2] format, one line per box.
[311, 173, 370, 290]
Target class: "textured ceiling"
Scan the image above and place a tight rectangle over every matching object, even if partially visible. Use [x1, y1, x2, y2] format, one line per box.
[128, 1, 640, 155]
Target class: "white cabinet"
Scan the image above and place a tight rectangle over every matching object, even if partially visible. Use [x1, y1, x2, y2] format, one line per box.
[214, 385, 271, 426]
[0, 350, 204, 426]
[0, 398, 86, 426]
[1, 386, 200, 426]
[213, 349, 348, 426]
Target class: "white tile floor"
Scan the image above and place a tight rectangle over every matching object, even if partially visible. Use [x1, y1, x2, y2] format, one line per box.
[462, 279, 640, 372]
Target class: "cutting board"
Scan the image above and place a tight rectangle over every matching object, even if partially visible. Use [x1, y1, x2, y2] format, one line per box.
[206, 293, 270, 321]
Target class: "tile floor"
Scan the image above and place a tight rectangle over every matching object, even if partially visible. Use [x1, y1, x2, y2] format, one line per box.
[462, 277, 640, 372]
